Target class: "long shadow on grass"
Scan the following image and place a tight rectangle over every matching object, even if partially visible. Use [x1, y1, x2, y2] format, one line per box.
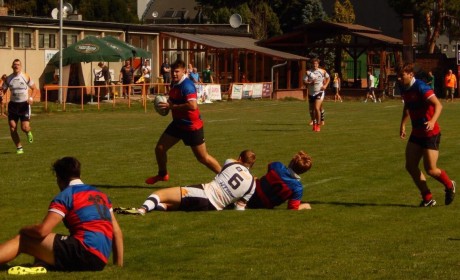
[309, 200, 418, 208]
[93, 184, 164, 189]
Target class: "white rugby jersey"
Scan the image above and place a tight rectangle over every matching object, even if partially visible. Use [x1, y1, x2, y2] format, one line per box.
[3, 72, 34, 102]
[305, 68, 329, 95]
[203, 159, 255, 210]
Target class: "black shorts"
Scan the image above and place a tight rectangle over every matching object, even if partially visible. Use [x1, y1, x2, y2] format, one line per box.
[53, 234, 106, 271]
[178, 185, 217, 211]
[409, 133, 441, 150]
[308, 92, 325, 104]
[8, 101, 30, 122]
[164, 122, 205, 146]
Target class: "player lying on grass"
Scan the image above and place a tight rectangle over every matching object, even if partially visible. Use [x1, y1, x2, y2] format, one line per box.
[116, 150, 256, 214]
[0, 157, 123, 275]
[246, 151, 313, 210]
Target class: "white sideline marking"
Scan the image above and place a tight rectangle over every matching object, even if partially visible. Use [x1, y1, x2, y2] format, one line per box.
[306, 177, 343, 187]
[208, 118, 238, 123]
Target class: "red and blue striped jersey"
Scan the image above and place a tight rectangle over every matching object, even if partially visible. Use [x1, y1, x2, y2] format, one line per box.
[401, 79, 440, 137]
[248, 162, 304, 210]
[169, 77, 203, 131]
[48, 180, 113, 264]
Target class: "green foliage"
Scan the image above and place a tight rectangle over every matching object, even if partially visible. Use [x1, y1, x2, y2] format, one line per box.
[197, 0, 282, 39]
[301, 0, 327, 24]
[388, 0, 460, 51]
[332, 0, 355, 23]
[1, 100, 460, 279]
[274, 0, 306, 33]
[2, 0, 138, 23]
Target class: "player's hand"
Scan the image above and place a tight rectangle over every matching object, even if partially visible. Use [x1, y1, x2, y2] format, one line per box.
[424, 120, 435, 131]
[158, 101, 170, 109]
[298, 203, 311, 210]
[400, 126, 406, 139]
[27, 97, 34, 105]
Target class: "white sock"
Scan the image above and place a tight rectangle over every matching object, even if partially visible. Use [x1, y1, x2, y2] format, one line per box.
[142, 194, 160, 212]
[155, 203, 167, 211]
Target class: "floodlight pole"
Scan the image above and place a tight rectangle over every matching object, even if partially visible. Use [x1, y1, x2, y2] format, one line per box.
[58, 0, 63, 104]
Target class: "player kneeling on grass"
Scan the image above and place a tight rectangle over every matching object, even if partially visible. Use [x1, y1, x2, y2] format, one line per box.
[116, 150, 256, 214]
[246, 151, 312, 210]
[0, 157, 124, 275]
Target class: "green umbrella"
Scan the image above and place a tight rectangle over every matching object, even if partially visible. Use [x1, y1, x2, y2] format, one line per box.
[48, 36, 133, 66]
[101, 36, 152, 58]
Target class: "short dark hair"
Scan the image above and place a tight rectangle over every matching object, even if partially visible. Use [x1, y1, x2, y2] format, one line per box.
[398, 63, 414, 76]
[52, 157, 81, 182]
[171, 59, 186, 70]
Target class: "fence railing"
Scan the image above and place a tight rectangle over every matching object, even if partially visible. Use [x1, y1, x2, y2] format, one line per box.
[43, 82, 169, 112]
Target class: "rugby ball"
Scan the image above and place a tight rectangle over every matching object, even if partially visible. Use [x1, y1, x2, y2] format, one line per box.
[154, 95, 170, 116]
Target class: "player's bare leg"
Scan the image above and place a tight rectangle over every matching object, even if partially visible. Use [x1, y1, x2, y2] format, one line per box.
[191, 143, 222, 174]
[405, 142, 431, 202]
[9, 119, 22, 149]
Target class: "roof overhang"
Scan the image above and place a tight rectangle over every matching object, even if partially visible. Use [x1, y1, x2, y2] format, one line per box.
[162, 32, 307, 61]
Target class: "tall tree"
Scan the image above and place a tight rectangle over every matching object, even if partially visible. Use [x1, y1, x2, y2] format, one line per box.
[388, 0, 460, 53]
[301, 0, 327, 24]
[3, 0, 138, 23]
[274, 0, 305, 33]
[331, 0, 355, 24]
[197, 0, 281, 39]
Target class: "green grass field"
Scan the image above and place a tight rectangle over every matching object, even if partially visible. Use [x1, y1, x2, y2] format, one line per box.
[1, 98, 459, 279]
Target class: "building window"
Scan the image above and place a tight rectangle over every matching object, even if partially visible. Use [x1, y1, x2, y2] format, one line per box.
[49, 34, 56, 48]
[24, 33, 31, 48]
[39, 33, 45, 48]
[63, 35, 68, 48]
[0, 31, 6, 47]
[14, 32, 20, 48]
[13, 31, 33, 48]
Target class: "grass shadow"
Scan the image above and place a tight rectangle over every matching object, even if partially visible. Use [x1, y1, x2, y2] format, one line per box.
[92, 184, 165, 189]
[309, 200, 418, 208]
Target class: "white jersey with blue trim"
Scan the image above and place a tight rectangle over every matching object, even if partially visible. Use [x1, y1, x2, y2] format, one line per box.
[203, 159, 255, 210]
[4, 72, 34, 103]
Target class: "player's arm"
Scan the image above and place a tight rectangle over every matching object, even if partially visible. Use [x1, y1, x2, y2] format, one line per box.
[19, 212, 63, 239]
[110, 211, 124, 267]
[400, 104, 410, 139]
[287, 199, 302, 210]
[166, 97, 198, 111]
[234, 199, 247, 211]
[28, 84, 38, 105]
[321, 71, 330, 90]
[425, 95, 442, 131]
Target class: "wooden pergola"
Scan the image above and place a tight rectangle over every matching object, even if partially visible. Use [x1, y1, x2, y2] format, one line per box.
[258, 20, 404, 90]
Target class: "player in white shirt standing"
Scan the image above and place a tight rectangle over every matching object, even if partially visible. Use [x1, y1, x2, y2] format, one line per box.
[304, 58, 330, 132]
[2, 59, 38, 154]
[116, 150, 256, 214]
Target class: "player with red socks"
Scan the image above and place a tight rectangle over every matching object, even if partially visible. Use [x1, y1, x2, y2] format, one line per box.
[145, 59, 221, 185]
[398, 63, 455, 207]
